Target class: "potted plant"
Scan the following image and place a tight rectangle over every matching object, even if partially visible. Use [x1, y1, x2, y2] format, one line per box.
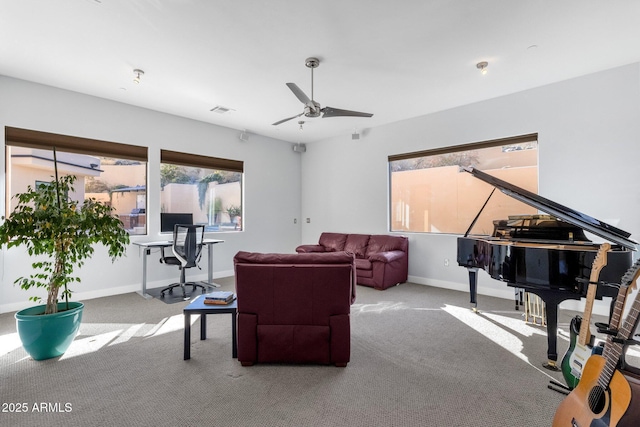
[226, 205, 241, 221]
[0, 163, 130, 360]
[226, 205, 242, 230]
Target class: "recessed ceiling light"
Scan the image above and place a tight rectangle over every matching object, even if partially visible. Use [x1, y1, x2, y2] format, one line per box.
[476, 61, 488, 75]
[133, 69, 145, 84]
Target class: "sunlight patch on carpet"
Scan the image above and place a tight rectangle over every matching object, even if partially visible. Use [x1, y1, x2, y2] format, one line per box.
[441, 304, 560, 380]
[60, 329, 121, 360]
[351, 301, 408, 314]
[110, 323, 147, 346]
[442, 304, 528, 363]
[481, 311, 547, 338]
[33, 316, 200, 360]
[144, 314, 193, 338]
[0, 332, 22, 356]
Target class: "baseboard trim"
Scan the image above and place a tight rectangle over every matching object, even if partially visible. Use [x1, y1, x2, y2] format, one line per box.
[0, 269, 235, 314]
[407, 275, 611, 317]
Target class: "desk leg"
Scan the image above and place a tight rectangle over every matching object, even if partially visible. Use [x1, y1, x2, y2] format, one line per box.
[200, 314, 207, 340]
[232, 311, 237, 358]
[136, 248, 153, 299]
[206, 244, 220, 288]
[184, 313, 191, 360]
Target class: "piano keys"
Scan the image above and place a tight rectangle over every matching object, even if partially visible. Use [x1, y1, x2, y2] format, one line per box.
[456, 166, 637, 369]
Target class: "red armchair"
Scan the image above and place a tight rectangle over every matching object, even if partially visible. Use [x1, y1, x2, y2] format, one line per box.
[296, 233, 409, 290]
[234, 251, 356, 367]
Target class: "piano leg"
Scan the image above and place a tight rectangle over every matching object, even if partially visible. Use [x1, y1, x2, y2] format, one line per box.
[543, 301, 560, 371]
[467, 268, 479, 312]
[527, 290, 571, 371]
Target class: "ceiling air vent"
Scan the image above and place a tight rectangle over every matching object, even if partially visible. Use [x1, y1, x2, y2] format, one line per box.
[210, 105, 233, 114]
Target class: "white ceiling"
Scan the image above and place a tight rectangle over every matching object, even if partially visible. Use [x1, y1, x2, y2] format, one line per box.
[2, 1, 640, 144]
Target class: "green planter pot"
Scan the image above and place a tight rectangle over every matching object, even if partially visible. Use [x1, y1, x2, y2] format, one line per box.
[15, 302, 84, 361]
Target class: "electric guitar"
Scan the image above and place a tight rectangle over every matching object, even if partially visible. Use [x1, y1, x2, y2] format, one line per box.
[561, 243, 610, 389]
[552, 258, 640, 427]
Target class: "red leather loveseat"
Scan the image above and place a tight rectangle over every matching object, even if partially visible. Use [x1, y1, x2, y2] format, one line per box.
[234, 251, 356, 367]
[296, 232, 408, 290]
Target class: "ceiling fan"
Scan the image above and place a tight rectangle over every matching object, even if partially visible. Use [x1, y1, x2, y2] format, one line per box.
[272, 57, 374, 126]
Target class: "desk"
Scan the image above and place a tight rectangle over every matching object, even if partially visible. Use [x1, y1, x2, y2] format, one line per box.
[183, 296, 237, 360]
[133, 239, 224, 299]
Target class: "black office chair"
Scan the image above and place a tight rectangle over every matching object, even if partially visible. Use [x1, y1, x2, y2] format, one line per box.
[159, 224, 207, 300]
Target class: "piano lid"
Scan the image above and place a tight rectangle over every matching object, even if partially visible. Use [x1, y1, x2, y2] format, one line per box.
[461, 166, 638, 251]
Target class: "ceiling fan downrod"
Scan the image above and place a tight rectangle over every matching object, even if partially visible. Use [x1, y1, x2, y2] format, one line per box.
[305, 57, 319, 102]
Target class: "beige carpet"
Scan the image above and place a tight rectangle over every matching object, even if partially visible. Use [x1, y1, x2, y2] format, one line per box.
[1, 278, 581, 427]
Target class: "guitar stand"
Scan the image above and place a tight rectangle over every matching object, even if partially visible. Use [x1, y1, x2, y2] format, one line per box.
[547, 380, 570, 395]
[612, 337, 640, 346]
[595, 322, 640, 346]
[596, 322, 618, 335]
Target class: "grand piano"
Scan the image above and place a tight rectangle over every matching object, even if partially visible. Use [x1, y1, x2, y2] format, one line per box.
[456, 166, 637, 369]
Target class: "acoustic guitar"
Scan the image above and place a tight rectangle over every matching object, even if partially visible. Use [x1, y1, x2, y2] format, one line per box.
[552, 258, 640, 427]
[561, 243, 610, 389]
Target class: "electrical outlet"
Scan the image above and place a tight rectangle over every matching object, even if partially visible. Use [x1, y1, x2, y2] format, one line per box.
[306, 218, 310, 223]
[444, 258, 449, 266]
[294, 218, 297, 224]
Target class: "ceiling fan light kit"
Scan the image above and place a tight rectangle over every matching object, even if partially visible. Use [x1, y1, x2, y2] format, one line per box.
[272, 57, 373, 126]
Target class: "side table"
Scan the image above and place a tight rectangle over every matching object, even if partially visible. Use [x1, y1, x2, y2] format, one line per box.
[183, 295, 237, 360]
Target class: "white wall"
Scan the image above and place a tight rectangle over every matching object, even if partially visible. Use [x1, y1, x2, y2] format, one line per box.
[2, 64, 639, 315]
[0, 76, 302, 313]
[301, 63, 640, 314]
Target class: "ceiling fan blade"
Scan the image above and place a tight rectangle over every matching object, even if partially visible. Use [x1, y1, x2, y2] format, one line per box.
[286, 83, 312, 104]
[272, 112, 303, 126]
[321, 107, 373, 118]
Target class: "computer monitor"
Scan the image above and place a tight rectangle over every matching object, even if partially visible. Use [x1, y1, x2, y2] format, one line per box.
[160, 213, 193, 233]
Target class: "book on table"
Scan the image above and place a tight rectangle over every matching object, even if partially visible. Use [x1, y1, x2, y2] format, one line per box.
[203, 298, 235, 305]
[203, 291, 235, 305]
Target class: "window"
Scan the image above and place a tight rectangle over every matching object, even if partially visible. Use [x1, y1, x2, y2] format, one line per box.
[389, 134, 538, 234]
[160, 150, 243, 233]
[5, 127, 148, 235]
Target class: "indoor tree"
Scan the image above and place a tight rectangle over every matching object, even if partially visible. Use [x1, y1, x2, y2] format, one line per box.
[0, 170, 130, 315]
